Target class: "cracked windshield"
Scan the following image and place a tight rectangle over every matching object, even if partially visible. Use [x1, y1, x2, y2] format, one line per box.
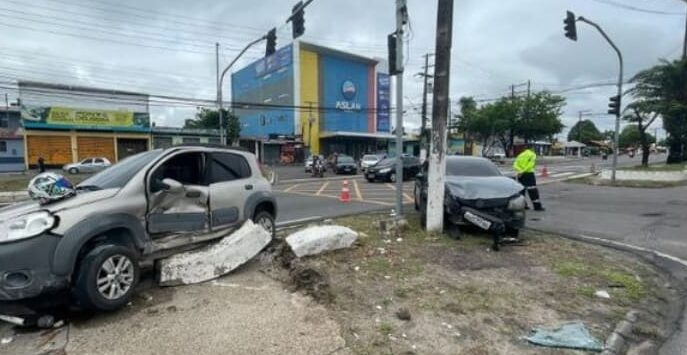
[1, 0, 686, 354]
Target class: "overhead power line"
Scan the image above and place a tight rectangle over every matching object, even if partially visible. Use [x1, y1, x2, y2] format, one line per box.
[588, 0, 685, 16]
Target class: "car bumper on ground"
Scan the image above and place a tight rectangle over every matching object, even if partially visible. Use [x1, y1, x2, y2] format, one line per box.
[0, 233, 68, 301]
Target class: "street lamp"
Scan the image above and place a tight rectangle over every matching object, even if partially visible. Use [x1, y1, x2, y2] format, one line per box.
[217, 35, 267, 145]
[564, 11, 624, 183]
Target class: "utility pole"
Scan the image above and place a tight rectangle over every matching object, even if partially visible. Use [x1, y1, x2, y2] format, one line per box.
[393, 0, 407, 218]
[426, 0, 454, 232]
[420, 53, 433, 162]
[216, 42, 223, 145]
[683, 3, 687, 58]
[4, 93, 9, 124]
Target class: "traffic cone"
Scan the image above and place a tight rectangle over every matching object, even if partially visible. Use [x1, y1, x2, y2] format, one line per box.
[340, 180, 351, 203]
[540, 165, 549, 178]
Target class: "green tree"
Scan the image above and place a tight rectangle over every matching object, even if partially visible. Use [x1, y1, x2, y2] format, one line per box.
[619, 124, 655, 150]
[515, 91, 566, 144]
[184, 107, 241, 145]
[568, 119, 602, 145]
[623, 101, 660, 167]
[602, 130, 615, 141]
[630, 58, 687, 163]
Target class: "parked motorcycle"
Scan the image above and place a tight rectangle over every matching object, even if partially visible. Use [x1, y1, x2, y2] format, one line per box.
[312, 161, 325, 178]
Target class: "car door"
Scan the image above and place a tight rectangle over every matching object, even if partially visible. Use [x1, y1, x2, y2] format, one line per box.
[80, 158, 94, 173]
[146, 151, 210, 235]
[93, 158, 106, 172]
[207, 151, 254, 231]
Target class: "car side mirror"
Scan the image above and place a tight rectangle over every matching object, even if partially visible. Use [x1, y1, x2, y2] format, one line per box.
[161, 178, 183, 193]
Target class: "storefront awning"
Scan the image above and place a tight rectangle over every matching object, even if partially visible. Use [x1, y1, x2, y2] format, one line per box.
[320, 131, 414, 140]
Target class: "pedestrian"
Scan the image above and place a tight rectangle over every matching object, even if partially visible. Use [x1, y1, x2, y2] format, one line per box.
[513, 146, 545, 211]
[37, 156, 45, 173]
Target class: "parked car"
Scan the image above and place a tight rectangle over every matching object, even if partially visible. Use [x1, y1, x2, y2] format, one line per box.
[366, 156, 421, 182]
[414, 156, 526, 248]
[62, 157, 112, 174]
[304, 155, 325, 173]
[360, 154, 384, 173]
[334, 156, 358, 175]
[0, 145, 277, 311]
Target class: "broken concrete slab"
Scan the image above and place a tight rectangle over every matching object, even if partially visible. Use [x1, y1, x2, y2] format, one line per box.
[285, 225, 358, 258]
[159, 220, 271, 286]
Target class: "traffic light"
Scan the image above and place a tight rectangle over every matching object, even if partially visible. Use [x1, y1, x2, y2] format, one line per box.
[266, 28, 277, 56]
[292, 1, 305, 39]
[388, 32, 401, 75]
[608, 95, 621, 115]
[564, 11, 577, 41]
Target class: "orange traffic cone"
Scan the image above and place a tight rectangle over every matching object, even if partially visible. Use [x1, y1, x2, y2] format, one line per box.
[540, 165, 549, 178]
[340, 180, 351, 203]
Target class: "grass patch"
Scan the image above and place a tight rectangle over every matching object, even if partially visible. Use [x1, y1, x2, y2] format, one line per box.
[378, 322, 393, 335]
[568, 177, 687, 189]
[0, 173, 91, 192]
[620, 163, 685, 172]
[554, 261, 647, 301]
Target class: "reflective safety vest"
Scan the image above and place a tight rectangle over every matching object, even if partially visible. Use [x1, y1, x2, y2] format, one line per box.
[513, 149, 537, 173]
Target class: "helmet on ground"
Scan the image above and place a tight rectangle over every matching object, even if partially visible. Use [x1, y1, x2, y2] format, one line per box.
[28, 172, 75, 204]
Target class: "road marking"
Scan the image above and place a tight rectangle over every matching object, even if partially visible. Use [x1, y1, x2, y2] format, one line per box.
[384, 183, 395, 190]
[316, 182, 329, 196]
[578, 234, 687, 268]
[284, 183, 302, 192]
[549, 172, 575, 178]
[353, 180, 363, 201]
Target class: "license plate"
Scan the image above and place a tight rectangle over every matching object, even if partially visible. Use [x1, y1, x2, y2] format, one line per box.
[367, 173, 375, 179]
[345, 167, 351, 171]
[464, 211, 492, 230]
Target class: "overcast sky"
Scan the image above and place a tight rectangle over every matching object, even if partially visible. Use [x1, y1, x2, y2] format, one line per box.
[1, 0, 684, 140]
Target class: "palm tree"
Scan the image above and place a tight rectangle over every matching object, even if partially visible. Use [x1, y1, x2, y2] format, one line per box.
[629, 59, 687, 163]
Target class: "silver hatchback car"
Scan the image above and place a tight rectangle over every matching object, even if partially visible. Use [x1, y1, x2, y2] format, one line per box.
[0, 145, 277, 311]
[63, 157, 112, 174]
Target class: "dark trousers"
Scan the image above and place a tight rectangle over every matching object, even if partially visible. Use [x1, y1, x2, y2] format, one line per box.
[518, 172, 543, 210]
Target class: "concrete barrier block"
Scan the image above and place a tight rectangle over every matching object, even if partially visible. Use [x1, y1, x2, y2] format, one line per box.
[158, 220, 272, 286]
[286, 225, 358, 258]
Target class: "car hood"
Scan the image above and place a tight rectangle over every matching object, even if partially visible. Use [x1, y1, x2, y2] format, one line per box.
[445, 176, 523, 200]
[0, 189, 119, 220]
[62, 163, 78, 169]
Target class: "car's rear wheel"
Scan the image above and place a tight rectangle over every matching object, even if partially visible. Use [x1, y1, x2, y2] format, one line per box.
[68, 167, 79, 174]
[253, 210, 275, 238]
[74, 244, 139, 311]
[389, 172, 396, 183]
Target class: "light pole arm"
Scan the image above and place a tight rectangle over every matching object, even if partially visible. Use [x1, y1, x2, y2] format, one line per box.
[217, 35, 267, 145]
[577, 16, 624, 182]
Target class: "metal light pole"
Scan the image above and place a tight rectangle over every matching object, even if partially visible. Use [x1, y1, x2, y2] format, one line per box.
[217, 36, 267, 146]
[569, 14, 624, 183]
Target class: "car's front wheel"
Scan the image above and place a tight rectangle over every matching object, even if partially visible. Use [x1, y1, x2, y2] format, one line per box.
[68, 167, 79, 174]
[74, 244, 139, 311]
[253, 210, 276, 238]
[389, 172, 396, 183]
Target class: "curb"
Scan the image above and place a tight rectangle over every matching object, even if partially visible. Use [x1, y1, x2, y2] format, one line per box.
[538, 172, 596, 186]
[0, 191, 28, 204]
[602, 310, 639, 355]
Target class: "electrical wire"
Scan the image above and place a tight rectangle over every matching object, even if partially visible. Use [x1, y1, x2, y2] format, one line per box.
[588, 0, 685, 16]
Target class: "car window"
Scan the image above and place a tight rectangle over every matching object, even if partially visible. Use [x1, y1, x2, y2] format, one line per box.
[81, 158, 93, 165]
[208, 152, 252, 183]
[150, 152, 207, 192]
[80, 150, 163, 190]
[94, 158, 104, 164]
[338, 157, 354, 163]
[377, 157, 396, 165]
[446, 158, 502, 177]
[402, 156, 418, 165]
[363, 155, 378, 161]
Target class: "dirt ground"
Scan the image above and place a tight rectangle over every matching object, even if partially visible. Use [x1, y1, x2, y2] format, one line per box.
[262, 213, 676, 354]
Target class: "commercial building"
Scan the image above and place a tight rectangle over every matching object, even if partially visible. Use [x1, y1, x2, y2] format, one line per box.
[19, 81, 151, 168]
[151, 126, 221, 149]
[0, 104, 25, 172]
[231, 41, 393, 162]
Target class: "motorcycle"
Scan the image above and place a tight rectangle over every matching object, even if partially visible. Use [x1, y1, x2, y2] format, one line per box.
[311, 161, 325, 178]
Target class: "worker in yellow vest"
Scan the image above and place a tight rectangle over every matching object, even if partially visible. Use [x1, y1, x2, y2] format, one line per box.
[513, 147, 545, 211]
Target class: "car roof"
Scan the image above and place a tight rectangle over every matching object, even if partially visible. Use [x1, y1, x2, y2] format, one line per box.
[165, 144, 252, 155]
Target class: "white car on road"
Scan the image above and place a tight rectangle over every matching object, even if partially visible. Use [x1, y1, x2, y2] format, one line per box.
[63, 157, 112, 174]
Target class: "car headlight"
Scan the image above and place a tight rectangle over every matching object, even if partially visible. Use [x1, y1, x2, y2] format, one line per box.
[0, 211, 56, 243]
[507, 195, 526, 211]
[379, 168, 391, 173]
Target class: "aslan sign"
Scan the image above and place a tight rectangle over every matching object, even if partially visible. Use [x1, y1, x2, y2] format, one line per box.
[335, 80, 362, 111]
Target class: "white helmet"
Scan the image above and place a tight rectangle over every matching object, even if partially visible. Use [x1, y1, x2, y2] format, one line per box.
[28, 172, 76, 204]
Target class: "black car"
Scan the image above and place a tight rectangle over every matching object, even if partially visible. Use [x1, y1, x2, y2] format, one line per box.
[335, 156, 358, 175]
[414, 156, 526, 249]
[366, 156, 421, 182]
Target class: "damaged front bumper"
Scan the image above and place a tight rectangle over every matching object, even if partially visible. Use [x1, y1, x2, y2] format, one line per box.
[0, 233, 69, 302]
[446, 202, 525, 233]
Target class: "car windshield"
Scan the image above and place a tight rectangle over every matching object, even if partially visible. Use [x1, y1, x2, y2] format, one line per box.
[338, 157, 354, 163]
[78, 150, 163, 189]
[446, 158, 502, 177]
[363, 155, 379, 161]
[377, 157, 397, 166]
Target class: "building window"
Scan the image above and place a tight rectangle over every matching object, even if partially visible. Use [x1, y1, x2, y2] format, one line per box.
[0, 116, 7, 128]
[0, 141, 6, 152]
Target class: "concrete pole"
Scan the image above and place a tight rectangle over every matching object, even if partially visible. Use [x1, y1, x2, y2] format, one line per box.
[426, 0, 454, 232]
[394, 0, 406, 218]
[420, 53, 430, 162]
[216, 42, 224, 145]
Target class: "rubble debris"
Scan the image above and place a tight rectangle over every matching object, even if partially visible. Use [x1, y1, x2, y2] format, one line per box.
[526, 322, 603, 352]
[285, 225, 358, 258]
[595, 290, 611, 299]
[289, 264, 333, 303]
[396, 308, 412, 321]
[158, 220, 271, 286]
[1, 337, 13, 345]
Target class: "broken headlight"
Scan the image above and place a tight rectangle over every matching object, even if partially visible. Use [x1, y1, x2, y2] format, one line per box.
[507, 195, 526, 211]
[0, 211, 57, 243]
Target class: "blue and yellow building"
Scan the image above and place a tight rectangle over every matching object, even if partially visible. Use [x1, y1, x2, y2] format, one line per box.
[231, 41, 392, 162]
